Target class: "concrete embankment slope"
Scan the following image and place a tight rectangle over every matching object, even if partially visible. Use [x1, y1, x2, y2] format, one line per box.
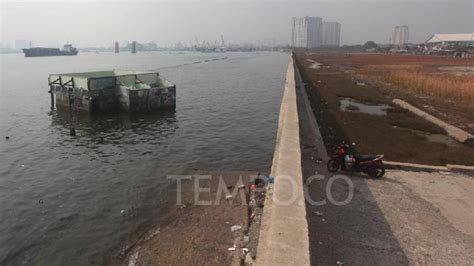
[393, 99, 474, 145]
[256, 55, 310, 265]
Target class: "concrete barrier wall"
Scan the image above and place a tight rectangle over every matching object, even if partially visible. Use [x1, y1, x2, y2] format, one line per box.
[393, 99, 474, 144]
[256, 55, 310, 265]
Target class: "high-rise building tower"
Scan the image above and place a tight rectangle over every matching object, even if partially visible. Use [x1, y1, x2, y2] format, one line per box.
[291, 16, 323, 48]
[114, 41, 119, 53]
[392, 25, 409, 46]
[322, 22, 341, 47]
[131, 41, 137, 53]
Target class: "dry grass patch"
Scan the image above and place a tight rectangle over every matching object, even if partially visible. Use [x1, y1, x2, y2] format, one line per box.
[381, 70, 474, 105]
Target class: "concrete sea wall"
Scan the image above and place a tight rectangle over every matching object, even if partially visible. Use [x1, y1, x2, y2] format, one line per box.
[256, 54, 310, 265]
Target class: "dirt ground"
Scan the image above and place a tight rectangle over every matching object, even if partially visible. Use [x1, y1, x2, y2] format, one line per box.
[302, 52, 474, 134]
[116, 171, 266, 266]
[295, 52, 474, 166]
[295, 62, 474, 265]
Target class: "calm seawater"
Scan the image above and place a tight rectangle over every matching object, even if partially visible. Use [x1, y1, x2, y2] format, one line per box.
[0, 51, 288, 265]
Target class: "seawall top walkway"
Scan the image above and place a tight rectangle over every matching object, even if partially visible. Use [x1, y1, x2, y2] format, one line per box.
[256, 54, 310, 265]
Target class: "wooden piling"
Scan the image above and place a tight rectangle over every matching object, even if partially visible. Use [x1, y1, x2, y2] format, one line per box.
[49, 89, 55, 109]
[67, 87, 76, 136]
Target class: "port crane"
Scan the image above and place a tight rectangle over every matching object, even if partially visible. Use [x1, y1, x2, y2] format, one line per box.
[219, 35, 226, 52]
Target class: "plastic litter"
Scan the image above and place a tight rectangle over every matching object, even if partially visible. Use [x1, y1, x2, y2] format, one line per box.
[268, 176, 275, 184]
[245, 253, 254, 263]
[313, 211, 323, 216]
[255, 177, 266, 187]
[228, 247, 236, 251]
[249, 198, 257, 208]
[230, 225, 242, 232]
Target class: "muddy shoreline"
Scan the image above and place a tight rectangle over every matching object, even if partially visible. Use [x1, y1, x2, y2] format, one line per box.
[117, 171, 267, 265]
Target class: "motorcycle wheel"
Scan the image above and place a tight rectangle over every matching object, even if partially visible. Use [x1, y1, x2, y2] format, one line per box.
[367, 165, 385, 178]
[327, 159, 340, 172]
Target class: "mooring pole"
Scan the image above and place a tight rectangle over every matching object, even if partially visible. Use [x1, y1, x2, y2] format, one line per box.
[49, 88, 55, 109]
[48, 78, 60, 110]
[68, 87, 76, 136]
[68, 87, 73, 112]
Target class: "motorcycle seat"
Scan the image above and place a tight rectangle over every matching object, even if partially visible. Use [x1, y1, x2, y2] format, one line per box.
[354, 155, 381, 161]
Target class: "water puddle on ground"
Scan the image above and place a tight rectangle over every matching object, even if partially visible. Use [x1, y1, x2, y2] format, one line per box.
[306, 59, 322, 69]
[339, 97, 391, 115]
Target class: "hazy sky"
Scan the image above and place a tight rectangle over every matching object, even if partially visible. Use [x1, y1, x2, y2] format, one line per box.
[1, 0, 473, 47]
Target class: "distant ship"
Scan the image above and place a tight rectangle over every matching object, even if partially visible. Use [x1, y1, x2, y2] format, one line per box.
[22, 44, 78, 57]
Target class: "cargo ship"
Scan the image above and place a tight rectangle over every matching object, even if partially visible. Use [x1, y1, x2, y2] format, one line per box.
[22, 44, 78, 57]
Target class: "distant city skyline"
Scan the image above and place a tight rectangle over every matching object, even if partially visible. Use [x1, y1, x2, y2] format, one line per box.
[1, 1, 472, 47]
[291, 17, 341, 48]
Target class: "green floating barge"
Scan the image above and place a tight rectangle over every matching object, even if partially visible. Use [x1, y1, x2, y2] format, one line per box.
[48, 70, 176, 113]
